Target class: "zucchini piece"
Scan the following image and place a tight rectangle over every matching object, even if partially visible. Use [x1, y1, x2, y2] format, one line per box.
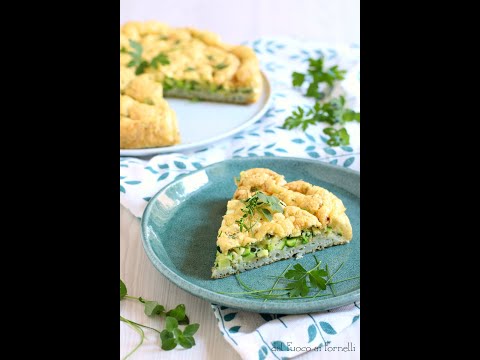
[242, 247, 251, 256]
[276, 240, 286, 250]
[234, 247, 245, 255]
[242, 253, 256, 262]
[286, 239, 297, 247]
[217, 258, 230, 269]
[257, 249, 269, 258]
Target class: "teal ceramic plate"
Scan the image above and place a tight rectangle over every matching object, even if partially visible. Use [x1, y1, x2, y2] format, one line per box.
[141, 157, 359, 314]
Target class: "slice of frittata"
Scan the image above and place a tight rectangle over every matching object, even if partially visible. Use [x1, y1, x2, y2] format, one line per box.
[211, 168, 352, 279]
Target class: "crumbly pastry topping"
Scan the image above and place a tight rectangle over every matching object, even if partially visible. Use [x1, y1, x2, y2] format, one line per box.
[120, 72, 179, 148]
[216, 168, 353, 253]
[217, 200, 322, 253]
[120, 21, 263, 149]
[120, 21, 262, 101]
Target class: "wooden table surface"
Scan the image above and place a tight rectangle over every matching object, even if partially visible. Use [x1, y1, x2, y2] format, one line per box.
[120, 1, 359, 358]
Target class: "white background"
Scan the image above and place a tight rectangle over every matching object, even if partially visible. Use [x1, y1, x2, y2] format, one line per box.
[120, 0, 360, 44]
[120, 0, 360, 359]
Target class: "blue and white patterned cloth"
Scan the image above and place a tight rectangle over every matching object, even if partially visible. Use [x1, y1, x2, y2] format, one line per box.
[120, 37, 360, 359]
[212, 303, 360, 359]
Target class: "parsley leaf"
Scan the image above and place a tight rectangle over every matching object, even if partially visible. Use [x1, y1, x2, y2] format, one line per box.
[126, 40, 144, 68]
[166, 316, 178, 331]
[256, 192, 285, 213]
[150, 53, 170, 68]
[125, 39, 170, 75]
[306, 81, 325, 99]
[258, 208, 273, 221]
[144, 301, 165, 316]
[134, 60, 149, 75]
[166, 304, 189, 324]
[160, 329, 177, 350]
[305, 57, 346, 95]
[120, 279, 127, 300]
[235, 191, 285, 235]
[222, 259, 359, 300]
[287, 277, 310, 297]
[178, 334, 195, 349]
[120, 280, 200, 353]
[285, 263, 308, 280]
[290, 56, 347, 100]
[292, 72, 306, 87]
[283, 55, 358, 145]
[309, 269, 328, 290]
[183, 323, 200, 337]
[283, 96, 360, 146]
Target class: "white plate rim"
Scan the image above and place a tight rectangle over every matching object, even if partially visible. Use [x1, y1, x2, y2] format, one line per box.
[120, 72, 272, 157]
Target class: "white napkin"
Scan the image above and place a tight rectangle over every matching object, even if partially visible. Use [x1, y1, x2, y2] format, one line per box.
[120, 37, 360, 358]
[212, 302, 360, 359]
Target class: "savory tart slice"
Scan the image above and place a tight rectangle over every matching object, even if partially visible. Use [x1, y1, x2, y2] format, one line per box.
[120, 21, 262, 104]
[211, 168, 352, 278]
[120, 68, 180, 149]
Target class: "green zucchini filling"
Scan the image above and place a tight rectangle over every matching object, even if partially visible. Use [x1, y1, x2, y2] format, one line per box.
[162, 77, 254, 97]
[214, 227, 342, 270]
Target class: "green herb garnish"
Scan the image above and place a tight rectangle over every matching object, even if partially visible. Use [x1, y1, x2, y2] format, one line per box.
[120, 279, 199, 357]
[293, 56, 346, 99]
[126, 39, 170, 75]
[218, 257, 359, 300]
[214, 63, 228, 70]
[126, 40, 149, 75]
[284, 55, 359, 146]
[120, 279, 127, 299]
[150, 53, 170, 68]
[185, 67, 195, 72]
[283, 96, 359, 146]
[235, 191, 285, 235]
[120, 47, 128, 53]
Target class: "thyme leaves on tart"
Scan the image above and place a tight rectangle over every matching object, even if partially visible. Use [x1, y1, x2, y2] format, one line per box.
[235, 191, 285, 235]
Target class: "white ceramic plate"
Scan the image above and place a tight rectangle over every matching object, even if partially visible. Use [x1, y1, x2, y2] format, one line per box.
[120, 72, 272, 157]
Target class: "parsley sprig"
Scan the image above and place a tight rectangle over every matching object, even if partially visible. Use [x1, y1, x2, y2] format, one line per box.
[125, 39, 170, 75]
[219, 256, 359, 300]
[283, 96, 360, 146]
[235, 192, 285, 235]
[292, 57, 346, 100]
[283, 55, 360, 146]
[120, 279, 199, 357]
